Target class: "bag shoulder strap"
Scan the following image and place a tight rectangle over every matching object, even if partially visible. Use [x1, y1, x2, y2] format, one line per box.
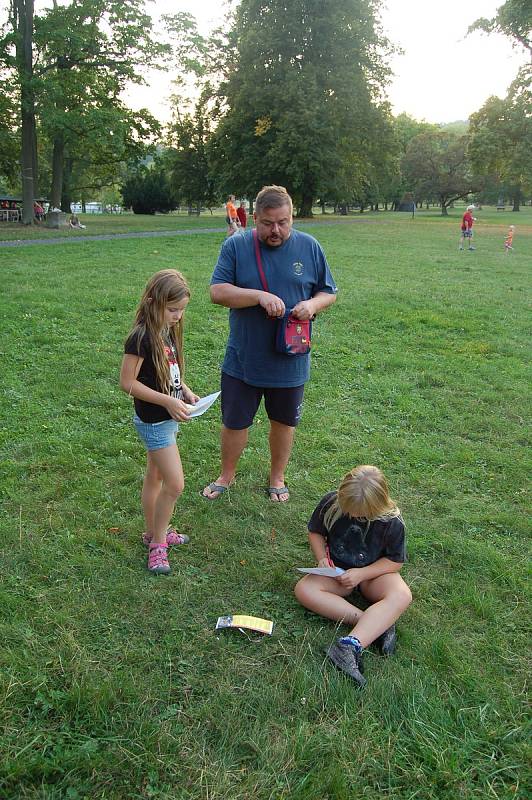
[252, 229, 269, 292]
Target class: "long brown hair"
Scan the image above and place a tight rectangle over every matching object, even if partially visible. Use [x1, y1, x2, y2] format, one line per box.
[127, 269, 190, 395]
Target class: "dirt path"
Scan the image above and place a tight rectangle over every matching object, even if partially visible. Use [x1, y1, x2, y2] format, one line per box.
[0, 217, 379, 248]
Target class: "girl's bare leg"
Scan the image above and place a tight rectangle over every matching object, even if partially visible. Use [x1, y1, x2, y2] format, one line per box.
[144, 445, 184, 544]
[294, 574, 363, 627]
[349, 572, 412, 648]
[142, 458, 163, 535]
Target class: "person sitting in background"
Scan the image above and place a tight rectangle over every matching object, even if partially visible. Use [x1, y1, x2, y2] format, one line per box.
[69, 214, 86, 229]
[33, 202, 45, 223]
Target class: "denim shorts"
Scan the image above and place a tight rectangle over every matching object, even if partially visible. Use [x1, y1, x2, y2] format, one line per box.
[133, 414, 178, 451]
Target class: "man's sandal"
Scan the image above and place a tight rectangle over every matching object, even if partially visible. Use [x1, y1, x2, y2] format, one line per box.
[142, 527, 190, 547]
[201, 482, 229, 500]
[268, 486, 290, 502]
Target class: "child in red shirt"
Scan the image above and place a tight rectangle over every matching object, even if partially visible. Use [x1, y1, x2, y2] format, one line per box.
[459, 205, 477, 251]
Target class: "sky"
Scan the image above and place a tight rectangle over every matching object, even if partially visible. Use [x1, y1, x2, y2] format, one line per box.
[125, 0, 528, 125]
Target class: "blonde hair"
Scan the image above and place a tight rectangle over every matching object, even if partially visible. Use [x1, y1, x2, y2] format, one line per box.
[255, 185, 293, 216]
[127, 269, 190, 395]
[323, 465, 401, 531]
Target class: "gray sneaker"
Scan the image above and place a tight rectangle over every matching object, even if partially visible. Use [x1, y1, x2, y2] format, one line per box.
[375, 624, 397, 656]
[325, 641, 366, 687]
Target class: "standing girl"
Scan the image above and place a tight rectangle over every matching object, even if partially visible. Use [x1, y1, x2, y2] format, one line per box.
[294, 465, 412, 686]
[120, 270, 199, 575]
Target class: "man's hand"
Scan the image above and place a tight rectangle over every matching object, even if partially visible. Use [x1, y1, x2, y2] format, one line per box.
[258, 291, 285, 318]
[291, 300, 315, 321]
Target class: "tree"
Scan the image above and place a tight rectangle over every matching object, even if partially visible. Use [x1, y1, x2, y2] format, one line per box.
[467, 2, 531, 210]
[468, 70, 532, 210]
[209, 0, 393, 216]
[121, 164, 178, 215]
[33, 0, 167, 210]
[402, 131, 479, 215]
[1, 0, 167, 214]
[166, 101, 220, 214]
[0, 88, 19, 190]
[2, 0, 38, 223]
[468, 0, 531, 59]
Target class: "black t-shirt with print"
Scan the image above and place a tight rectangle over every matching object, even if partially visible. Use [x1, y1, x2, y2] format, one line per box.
[307, 491, 407, 571]
[124, 330, 182, 423]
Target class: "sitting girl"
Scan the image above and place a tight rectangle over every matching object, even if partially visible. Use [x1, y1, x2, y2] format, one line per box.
[294, 465, 412, 686]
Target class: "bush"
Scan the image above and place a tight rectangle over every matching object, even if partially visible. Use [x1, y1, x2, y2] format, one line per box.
[121, 168, 178, 215]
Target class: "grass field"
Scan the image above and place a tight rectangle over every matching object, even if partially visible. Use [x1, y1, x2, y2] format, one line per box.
[1, 208, 530, 799]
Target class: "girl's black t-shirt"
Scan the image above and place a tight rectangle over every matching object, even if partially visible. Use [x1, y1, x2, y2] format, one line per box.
[124, 330, 182, 423]
[307, 491, 407, 571]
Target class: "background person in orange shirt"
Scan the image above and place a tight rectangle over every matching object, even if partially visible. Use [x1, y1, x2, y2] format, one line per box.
[225, 194, 239, 236]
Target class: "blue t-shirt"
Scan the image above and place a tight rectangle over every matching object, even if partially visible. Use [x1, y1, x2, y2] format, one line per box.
[211, 229, 337, 387]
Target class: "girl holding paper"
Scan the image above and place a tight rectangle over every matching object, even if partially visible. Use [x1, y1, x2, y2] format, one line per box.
[294, 465, 412, 686]
[120, 270, 199, 575]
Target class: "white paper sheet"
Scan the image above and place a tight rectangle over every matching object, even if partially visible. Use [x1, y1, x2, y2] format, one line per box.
[186, 391, 221, 418]
[296, 566, 345, 577]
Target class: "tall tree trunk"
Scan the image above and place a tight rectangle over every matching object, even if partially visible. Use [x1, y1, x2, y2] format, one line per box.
[441, 198, 448, 216]
[297, 194, 313, 217]
[61, 157, 73, 213]
[50, 132, 64, 209]
[15, 0, 37, 224]
[297, 174, 314, 217]
[512, 186, 521, 211]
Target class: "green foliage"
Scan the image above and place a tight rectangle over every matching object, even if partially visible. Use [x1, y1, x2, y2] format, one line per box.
[403, 130, 478, 213]
[209, 0, 394, 215]
[1, 0, 167, 209]
[0, 90, 19, 188]
[469, 68, 532, 210]
[0, 210, 530, 798]
[165, 98, 220, 212]
[121, 165, 178, 214]
[468, 0, 531, 57]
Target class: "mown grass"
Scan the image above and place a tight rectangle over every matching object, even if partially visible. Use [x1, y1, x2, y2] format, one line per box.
[1, 209, 530, 799]
[0, 211, 225, 241]
[0, 203, 523, 241]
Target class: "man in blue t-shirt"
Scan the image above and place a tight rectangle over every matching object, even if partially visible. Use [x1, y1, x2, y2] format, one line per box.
[202, 185, 337, 502]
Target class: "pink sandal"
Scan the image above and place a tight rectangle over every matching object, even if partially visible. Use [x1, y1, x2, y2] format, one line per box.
[148, 543, 171, 575]
[142, 527, 190, 547]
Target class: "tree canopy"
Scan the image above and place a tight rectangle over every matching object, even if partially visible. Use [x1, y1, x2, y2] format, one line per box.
[1, 0, 530, 218]
[403, 131, 478, 214]
[207, 0, 393, 216]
